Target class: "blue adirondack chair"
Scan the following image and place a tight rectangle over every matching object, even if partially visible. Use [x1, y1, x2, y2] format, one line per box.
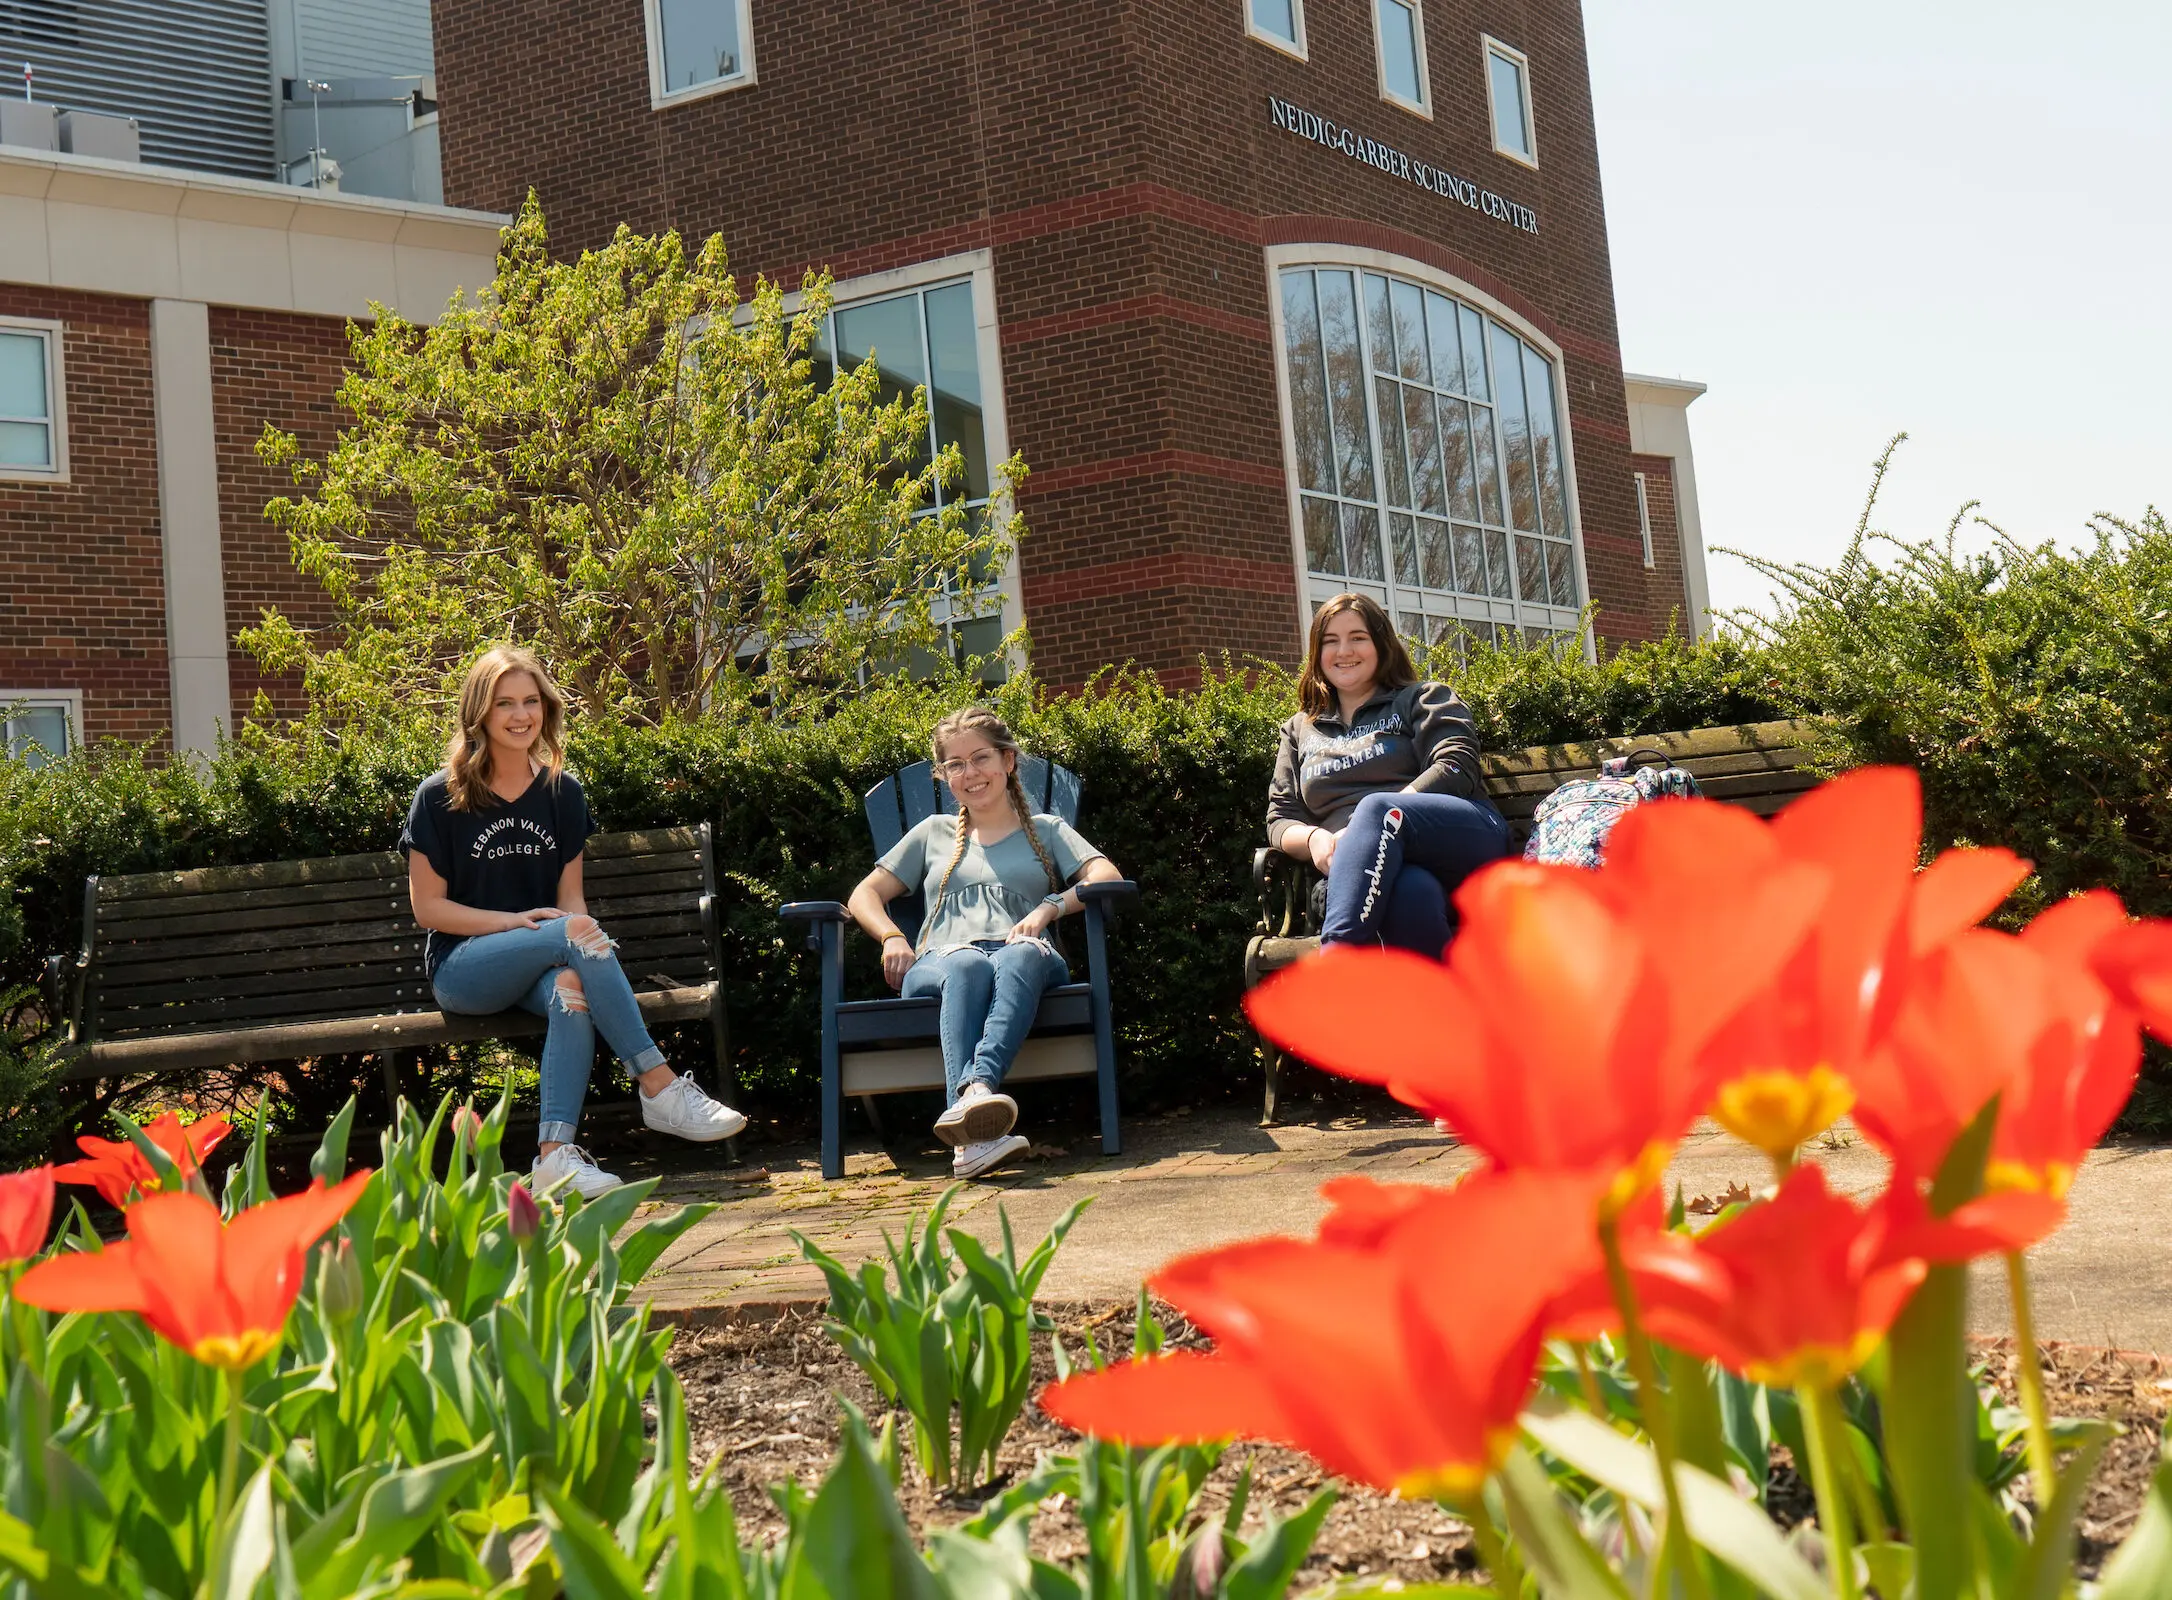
[781, 755, 1137, 1179]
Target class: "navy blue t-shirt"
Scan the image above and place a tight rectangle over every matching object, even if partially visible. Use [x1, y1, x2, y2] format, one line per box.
[399, 768, 597, 977]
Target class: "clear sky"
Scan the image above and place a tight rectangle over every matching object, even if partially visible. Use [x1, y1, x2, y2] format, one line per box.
[1583, 1, 2172, 619]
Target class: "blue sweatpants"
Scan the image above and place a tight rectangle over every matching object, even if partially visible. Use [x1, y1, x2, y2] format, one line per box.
[1319, 790, 1510, 957]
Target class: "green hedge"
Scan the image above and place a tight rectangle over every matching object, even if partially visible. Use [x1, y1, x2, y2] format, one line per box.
[7, 506, 2172, 1145]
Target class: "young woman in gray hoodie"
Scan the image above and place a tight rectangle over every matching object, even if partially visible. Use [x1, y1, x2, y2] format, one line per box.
[1265, 593, 1510, 956]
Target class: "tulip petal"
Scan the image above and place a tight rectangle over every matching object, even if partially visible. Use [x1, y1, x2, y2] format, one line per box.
[0, 1167, 54, 1265]
[13, 1239, 152, 1315]
[1039, 1349, 1295, 1445]
[1316, 1175, 1442, 1248]
[1910, 848, 2032, 955]
[1245, 947, 1476, 1089]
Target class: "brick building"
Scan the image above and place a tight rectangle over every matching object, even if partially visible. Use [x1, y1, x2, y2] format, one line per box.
[433, 0, 1711, 686]
[0, 145, 503, 754]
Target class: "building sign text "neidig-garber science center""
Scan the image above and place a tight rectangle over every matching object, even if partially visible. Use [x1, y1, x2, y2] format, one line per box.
[1267, 96, 1540, 236]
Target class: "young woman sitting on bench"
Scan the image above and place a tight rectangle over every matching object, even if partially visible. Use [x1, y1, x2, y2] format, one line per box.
[1266, 592, 1509, 958]
[846, 707, 1124, 1179]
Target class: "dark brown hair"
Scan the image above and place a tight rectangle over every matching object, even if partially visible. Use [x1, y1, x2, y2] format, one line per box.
[1295, 593, 1417, 717]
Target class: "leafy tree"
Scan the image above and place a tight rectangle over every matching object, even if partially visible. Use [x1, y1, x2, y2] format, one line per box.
[244, 194, 1022, 728]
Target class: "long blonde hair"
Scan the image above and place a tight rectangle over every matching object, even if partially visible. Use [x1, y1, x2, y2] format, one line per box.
[444, 645, 570, 812]
[920, 707, 1063, 951]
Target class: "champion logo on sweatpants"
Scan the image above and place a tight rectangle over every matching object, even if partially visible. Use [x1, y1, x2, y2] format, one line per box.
[1359, 805, 1404, 922]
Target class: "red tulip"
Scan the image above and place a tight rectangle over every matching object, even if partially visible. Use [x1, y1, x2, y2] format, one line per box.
[0, 1167, 54, 1265]
[1248, 800, 1827, 1208]
[51, 1112, 233, 1210]
[507, 1180, 540, 1241]
[1628, 1167, 1927, 1389]
[1040, 1170, 1607, 1499]
[14, 1171, 372, 1372]
[1698, 769, 2028, 1158]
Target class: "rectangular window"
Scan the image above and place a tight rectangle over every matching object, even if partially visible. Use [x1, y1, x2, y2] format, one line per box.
[1375, 0, 1429, 113]
[0, 321, 64, 480]
[1, 693, 78, 768]
[1485, 37, 1537, 166]
[645, 0, 756, 107]
[1247, 0, 1306, 57]
[1634, 472, 1656, 569]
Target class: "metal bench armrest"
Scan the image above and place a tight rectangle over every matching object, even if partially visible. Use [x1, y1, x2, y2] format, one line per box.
[1073, 879, 1138, 905]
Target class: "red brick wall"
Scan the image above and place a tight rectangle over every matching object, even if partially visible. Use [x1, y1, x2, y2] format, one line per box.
[210, 307, 354, 721]
[0, 288, 171, 746]
[1629, 451, 1692, 638]
[432, 0, 1663, 682]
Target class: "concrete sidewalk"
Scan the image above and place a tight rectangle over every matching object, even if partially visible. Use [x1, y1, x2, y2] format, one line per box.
[620, 1105, 2172, 1354]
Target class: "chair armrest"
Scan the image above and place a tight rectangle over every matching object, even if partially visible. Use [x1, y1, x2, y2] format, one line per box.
[1252, 846, 1278, 889]
[1074, 880, 1139, 905]
[779, 900, 850, 924]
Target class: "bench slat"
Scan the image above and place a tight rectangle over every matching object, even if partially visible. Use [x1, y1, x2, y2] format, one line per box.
[95, 861, 705, 925]
[66, 986, 717, 1079]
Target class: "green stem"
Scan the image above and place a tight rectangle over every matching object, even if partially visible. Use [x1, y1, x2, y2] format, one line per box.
[1572, 1341, 1608, 1419]
[1463, 1495, 1527, 1600]
[1798, 1382, 1861, 1600]
[2004, 1250, 2059, 1507]
[209, 1366, 244, 1593]
[1599, 1214, 1712, 1600]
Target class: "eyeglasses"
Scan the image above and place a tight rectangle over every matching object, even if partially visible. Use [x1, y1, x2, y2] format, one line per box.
[937, 750, 1005, 781]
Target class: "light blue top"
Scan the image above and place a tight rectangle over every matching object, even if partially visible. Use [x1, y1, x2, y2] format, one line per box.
[879, 812, 1102, 953]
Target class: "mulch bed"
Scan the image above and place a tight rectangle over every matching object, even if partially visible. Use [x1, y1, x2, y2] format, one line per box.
[666, 1302, 2168, 1587]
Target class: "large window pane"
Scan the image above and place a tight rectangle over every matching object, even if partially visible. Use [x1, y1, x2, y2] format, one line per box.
[1282, 274, 1335, 493]
[1341, 503, 1385, 581]
[1376, 0, 1424, 105]
[1251, 0, 1300, 47]
[1417, 518, 1451, 589]
[1483, 528, 1512, 598]
[1489, 46, 1533, 160]
[0, 334, 46, 418]
[1376, 379, 1412, 509]
[1390, 279, 1429, 383]
[1451, 524, 1486, 597]
[836, 294, 932, 482]
[1424, 291, 1461, 396]
[1471, 402, 1505, 525]
[1439, 397, 1477, 521]
[1402, 386, 1444, 515]
[1491, 323, 1539, 532]
[655, 0, 746, 92]
[1389, 511, 1419, 586]
[1316, 272, 1375, 500]
[1363, 275, 1397, 376]
[1522, 344, 1567, 539]
[1303, 497, 1344, 575]
[924, 283, 988, 502]
[1515, 534, 1547, 605]
[5, 706, 68, 768]
[1546, 541, 1575, 607]
[1458, 305, 1489, 399]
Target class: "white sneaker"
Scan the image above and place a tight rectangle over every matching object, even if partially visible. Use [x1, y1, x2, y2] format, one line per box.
[533, 1144, 622, 1200]
[954, 1133, 1029, 1179]
[934, 1082, 1018, 1148]
[639, 1074, 749, 1142]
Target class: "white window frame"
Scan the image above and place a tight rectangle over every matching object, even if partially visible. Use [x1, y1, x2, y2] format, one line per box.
[1483, 35, 1538, 168]
[644, 0, 758, 110]
[1263, 242, 1593, 661]
[1634, 471, 1656, 569]
[1244, 0, 1307, 61]
[1372, 0, 1432, 118]
[0, 317, 68, 484]
[0, 689, 82, 763]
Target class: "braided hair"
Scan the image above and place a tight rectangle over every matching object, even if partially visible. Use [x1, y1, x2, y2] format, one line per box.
[919, 707, 1064, 952]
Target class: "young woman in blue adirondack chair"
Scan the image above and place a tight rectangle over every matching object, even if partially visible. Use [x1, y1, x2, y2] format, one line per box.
[1266, 592, 1510, 958]
[401, 645, 745, 1200]
[846, 706, 1125, 1179]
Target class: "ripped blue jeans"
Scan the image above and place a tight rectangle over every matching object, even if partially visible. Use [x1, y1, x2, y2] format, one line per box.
[430, 915, 666, 1144]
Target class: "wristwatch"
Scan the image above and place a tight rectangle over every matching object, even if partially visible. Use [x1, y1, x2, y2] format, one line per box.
[1042, 892, 1068, 915]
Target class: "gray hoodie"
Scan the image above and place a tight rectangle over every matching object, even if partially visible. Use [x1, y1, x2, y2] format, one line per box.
[1265, 680, 1494, 848]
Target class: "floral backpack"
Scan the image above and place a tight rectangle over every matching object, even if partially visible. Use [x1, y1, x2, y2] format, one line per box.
[1522, 750, 1702, 868]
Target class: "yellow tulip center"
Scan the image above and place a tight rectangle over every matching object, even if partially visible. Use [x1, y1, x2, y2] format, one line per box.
[1985, 1159, 2075, 1202]
[189, 1329, 282, 1373]
[1601, 1139, 1677, 1220]
[1712, 1065, 1856, 1160]
[1743, 1330, 1882, 1392]
[1394, 1426, 1518, 1504]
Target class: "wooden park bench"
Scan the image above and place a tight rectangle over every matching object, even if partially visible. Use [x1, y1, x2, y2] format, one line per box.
[44, 826, 732, 1110]
[1245, 719, 1825, 1121]
[781, 756, 1137, 1180]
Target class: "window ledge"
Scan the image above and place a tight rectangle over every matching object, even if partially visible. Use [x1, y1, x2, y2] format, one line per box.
[1246, 27, 1309, 62]
[650, 70, 758, 111]
[0, 466, 67, 485]
[1493, 143, 1540, 171]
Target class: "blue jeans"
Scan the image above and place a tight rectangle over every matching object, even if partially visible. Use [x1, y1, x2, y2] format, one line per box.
[900, 939, 1071, 1104]
[1320, 790, 1510, 957]
[431, 917, 667, 1144]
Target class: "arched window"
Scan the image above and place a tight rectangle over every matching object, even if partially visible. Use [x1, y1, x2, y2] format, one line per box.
[1275, 262, 1582, 652]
